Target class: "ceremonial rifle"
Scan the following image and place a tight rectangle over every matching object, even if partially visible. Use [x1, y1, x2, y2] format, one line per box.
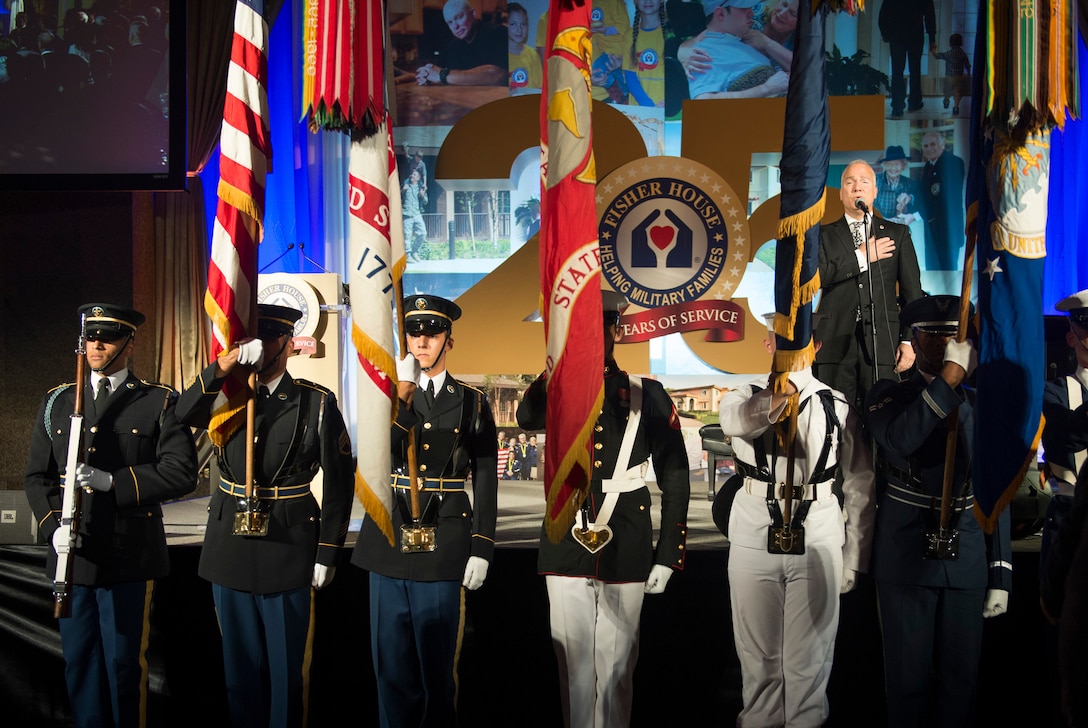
[53, 314, 87, 618]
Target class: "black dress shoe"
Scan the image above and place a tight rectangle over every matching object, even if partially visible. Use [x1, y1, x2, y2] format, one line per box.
[907, 103, 924, 112]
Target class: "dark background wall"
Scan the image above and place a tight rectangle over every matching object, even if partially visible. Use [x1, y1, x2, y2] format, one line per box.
[0, 190, 136, 489]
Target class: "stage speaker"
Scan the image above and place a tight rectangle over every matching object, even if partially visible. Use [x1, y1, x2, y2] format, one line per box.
[0, 490, 41, 545]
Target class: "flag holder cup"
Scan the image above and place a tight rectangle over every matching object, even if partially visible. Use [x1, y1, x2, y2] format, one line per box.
[232, 497, 270, 537]
[401, 521, 436, 553]
[923, 528, 959, 559]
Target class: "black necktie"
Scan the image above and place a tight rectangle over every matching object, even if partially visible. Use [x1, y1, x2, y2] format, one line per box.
[259, 385, 271, 399]
[425, 379, 435, 406]
[96, 378, 110, 400]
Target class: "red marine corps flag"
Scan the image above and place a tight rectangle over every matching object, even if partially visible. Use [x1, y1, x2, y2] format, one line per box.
[204, 0, 271, 446]
[539, 0, 602, 543]
[304, 0, 401, 546]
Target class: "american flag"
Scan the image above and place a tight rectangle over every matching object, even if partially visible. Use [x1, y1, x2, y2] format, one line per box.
[539, 0, 603, 544]
[204, 0, 271, 447]
[347, 119, 403, 547]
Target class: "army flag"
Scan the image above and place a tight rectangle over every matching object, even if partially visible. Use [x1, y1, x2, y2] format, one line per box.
[539, 0, 602, 544]
[204, 0, 271, 447]
[770, 0, 831, 391]
[346, 120, 403, 547]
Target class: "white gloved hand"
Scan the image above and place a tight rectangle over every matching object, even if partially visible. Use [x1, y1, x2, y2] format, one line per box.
[236, 338, 264, 367]
[943, 339, 978, 378]
[396, 353, 421, 385]
[75, 463, 113, 492]
[312, 563, 335, 590]
[982, 588, 1009, 618]
[51, 524, 81, 554]
[462, 556, 489, 590]
[644, 564, 673, 594]
[840, 568, 858, 594]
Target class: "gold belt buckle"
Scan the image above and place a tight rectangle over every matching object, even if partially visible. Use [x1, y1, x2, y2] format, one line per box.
[401, 523, 437, 553]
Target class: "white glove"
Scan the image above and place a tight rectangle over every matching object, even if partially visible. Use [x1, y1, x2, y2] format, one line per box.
[840, 568, 858, 594]
[396, 353, 421, 385]
[462, 556, 489, 590]
[644, 564, 673, 594]
[982, 588, 1009, 618]
[236, 338, 264, 367]
[75, 463, 113, 492]
[51, 524, 81, 554]
[312, 563, 335, 590]
[943, 339, 978, 378]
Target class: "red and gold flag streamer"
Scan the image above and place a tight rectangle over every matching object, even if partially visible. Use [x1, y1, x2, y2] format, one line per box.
[301, 0, 385, 133]
[539, 0, 602, 544]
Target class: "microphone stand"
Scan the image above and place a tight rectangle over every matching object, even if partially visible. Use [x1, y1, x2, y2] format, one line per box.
[298, 243, 334, 274]
[259, 243, 295, 272]
[858, 205, 879, 391]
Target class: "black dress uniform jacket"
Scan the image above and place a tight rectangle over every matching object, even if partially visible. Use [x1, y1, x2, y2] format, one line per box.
[865, 372, 1012, 590]
[175, 363, 355, 595]
[517, 366, 689, 582]
[25, 374, 198, 584]
[352, 375, 499, 581]
[816, 216, 923, 373]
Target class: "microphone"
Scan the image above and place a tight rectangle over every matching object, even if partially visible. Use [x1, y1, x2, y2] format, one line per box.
[854, 199, 870, 214]
[259, 243, 295, 272]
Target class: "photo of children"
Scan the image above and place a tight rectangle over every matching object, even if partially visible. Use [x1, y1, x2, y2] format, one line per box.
[507, 2, 542, 95]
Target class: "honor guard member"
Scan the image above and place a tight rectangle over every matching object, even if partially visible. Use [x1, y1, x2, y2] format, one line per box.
[1039, 288, 1088, 621]
[516, 290, 690, 728]
[717, 314, 875, 728]
[864, 295, 1012, 728]
[175, 304, 355, 728]
[24, 303, 198, 728]
[351, 295, 499, 728]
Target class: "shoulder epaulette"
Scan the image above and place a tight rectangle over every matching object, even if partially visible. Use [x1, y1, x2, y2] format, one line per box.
[294, 379, 333, 396]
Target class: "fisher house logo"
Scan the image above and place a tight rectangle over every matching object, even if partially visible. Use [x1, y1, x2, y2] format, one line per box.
[257, 273, 321, 339]
[597, 157, 749, 342]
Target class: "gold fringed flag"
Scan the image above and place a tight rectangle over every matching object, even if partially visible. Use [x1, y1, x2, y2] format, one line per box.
[205, 0, 272, 447]
[770, 0, 832, 393]
[303, 0, 403, 547]
[967, 0, 1077, 531]
[980, 0, 1079, 135]
[539, 0, 602, 544]
[302, 0, 386, 133]
[346, 118, 404, 547]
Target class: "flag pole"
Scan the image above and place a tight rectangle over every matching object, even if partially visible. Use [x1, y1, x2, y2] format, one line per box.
[393, 279, 422, 523]
[938, 229, 977, 532]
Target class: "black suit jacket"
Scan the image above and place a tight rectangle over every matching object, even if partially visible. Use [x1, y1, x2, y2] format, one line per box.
[175, 364, 355, 595]
[25, 374, 198, 585]
[815, 215, 923, 368]
[516, 367, 690, 582]
[352, 375, 499, 581]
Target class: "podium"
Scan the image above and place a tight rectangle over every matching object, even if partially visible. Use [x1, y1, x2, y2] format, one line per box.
[256, 273, 348, 507]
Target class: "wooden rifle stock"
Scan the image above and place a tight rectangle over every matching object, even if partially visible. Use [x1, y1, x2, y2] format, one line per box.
[53, 316, 88, 618]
